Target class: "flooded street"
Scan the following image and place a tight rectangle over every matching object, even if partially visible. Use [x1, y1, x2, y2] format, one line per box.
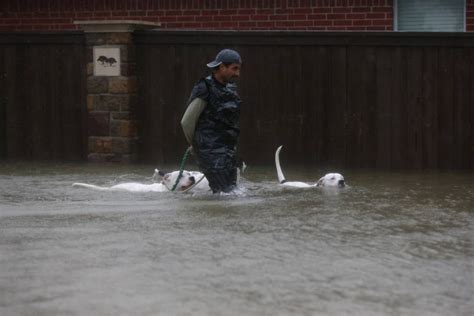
[0, 162, 473, 315]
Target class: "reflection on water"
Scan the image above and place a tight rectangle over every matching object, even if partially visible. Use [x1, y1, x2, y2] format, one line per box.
[0, 162, 473, 315]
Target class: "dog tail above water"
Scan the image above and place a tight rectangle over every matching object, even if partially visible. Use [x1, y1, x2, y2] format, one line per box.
[72, 183, 109, 191]
[275, 145, 287, 184]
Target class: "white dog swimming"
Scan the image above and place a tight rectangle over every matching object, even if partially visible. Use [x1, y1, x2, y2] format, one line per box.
[73, 162, 247, 194]
[275, 145, 345, 188]
[72, 169, 210, 193]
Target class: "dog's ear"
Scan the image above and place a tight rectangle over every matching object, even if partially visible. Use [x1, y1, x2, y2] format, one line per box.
[158, 170, 168, 177]
[316, 177, 325, 187]
[235, 158, 247, 174]
[239, 161, 247, 173]
[152, 169, 160, 181]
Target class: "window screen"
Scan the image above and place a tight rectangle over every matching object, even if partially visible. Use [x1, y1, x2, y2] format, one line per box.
[396, 0, 465, 31]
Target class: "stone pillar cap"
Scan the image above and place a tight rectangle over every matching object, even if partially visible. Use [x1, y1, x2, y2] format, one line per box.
[74, 20, 161, 33]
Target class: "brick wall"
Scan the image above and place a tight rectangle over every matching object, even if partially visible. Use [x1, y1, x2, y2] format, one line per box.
[3, 0, 473, 32]
[468, 0, 474, 31]
[1, 0, 395, 31]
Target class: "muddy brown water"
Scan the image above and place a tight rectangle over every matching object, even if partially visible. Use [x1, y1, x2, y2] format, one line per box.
[0, 162, 472, 315]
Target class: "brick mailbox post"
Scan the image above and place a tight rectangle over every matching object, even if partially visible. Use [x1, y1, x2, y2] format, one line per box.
[75, 20, 160, 163]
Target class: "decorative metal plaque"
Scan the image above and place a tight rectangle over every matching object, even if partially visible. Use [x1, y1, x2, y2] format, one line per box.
[93, 47, 120, 76]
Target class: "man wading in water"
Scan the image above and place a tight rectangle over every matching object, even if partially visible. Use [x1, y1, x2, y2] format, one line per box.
[181, 49, 242, 193]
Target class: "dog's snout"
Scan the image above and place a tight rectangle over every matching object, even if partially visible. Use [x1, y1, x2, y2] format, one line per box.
[189, 176, 195, 183]
[338, 179, 345, 187]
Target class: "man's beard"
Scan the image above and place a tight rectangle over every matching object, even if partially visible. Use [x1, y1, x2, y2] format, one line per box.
[227, 76, 238, 83]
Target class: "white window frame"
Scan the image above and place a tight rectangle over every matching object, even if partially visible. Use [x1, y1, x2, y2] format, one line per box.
[393, 0, 466, 32]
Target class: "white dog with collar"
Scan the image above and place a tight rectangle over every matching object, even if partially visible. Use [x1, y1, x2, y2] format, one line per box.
[275, 146, 346, 188]
[72, 162, 247, 193]
[72, 169, 210, 193]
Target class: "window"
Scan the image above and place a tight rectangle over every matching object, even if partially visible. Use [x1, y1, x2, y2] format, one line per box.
[395, 0, 465, 32]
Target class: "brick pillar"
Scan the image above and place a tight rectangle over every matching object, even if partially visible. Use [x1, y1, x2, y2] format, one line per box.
[75, 20, 160, 163]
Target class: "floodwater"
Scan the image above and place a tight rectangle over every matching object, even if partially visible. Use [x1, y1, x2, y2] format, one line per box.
[0, 162, 472, 316]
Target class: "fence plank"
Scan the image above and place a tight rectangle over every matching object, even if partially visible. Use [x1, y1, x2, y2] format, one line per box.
[238, 44, 264, 161]
[470, 48, 474, 170]
[375, 47, 393, 169]
[422, 48, 439, 170]
[346, 46, 377, 168]
[437, 47, 455, 169]
[5, 45, 27, 159]
[0, 46, 5, 159]
[453, 48, 471, 170]
[324, 46, 347, 169]
[390, 47, 407, 169]
[405, 48, 424, 169]
[302, 46, 328, 165]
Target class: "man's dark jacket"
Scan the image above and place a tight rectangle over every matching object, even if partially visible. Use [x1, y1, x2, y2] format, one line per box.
[188, 75, 241, 172]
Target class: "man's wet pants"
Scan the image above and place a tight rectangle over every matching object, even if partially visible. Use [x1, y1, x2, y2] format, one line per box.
[204, 168, 237, 193]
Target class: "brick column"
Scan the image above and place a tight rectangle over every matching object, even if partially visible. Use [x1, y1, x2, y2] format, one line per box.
[75, 20, 160, 163]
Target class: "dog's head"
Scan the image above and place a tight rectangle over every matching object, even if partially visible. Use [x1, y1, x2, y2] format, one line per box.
[316, 173, 345, 188]
[154, 169, 196, 191]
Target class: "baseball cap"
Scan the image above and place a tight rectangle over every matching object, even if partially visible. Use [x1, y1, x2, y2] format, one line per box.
[206, 49, 242, 68]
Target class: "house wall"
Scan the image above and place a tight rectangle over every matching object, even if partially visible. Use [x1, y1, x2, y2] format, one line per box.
[3, 0, 396, 32]
[3, 0, 472, 32]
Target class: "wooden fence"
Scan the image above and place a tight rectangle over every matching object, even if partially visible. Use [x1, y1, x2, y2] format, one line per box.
[0, 31, 472, 169]
[0, 32, 87, 161]
[135, 31, 473, 170]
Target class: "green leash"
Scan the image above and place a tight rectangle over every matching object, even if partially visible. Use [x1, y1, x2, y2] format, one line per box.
[171, 147, 192, 191]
